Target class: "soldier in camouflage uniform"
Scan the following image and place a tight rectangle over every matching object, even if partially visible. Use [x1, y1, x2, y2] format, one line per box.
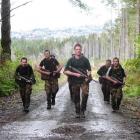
[37, 50, 62, 110]
[107, 57, 126, 112]
[64, 43, 91, 118]
[15, 57, 36, 113]
[97, 59, 111, 103]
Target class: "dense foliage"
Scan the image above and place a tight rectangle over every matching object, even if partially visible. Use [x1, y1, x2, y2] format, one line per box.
[124, 58, 140, 97]
[0, 61, 18, 96]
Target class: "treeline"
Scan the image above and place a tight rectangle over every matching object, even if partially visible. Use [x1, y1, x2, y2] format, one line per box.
[0, 0, 140, 97]
[101, 0, 140, 96]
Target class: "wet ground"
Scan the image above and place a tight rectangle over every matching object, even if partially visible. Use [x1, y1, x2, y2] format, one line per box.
[0, 81, 140, 140]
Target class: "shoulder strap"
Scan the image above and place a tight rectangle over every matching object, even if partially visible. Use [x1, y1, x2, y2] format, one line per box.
[106, 66, 111, 76]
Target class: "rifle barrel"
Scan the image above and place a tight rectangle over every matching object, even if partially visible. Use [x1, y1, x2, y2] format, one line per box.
[19, 75, 31, 82]
[69, 66, 87, 77]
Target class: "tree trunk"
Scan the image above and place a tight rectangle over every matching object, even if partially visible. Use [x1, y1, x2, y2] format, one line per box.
[1, 0, 11, 62]
[120, 8, 128, 60]
[136, 0, 140, 35]
[136, 0, 140, 58]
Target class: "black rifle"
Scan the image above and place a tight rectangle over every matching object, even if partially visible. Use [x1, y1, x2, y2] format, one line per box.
[102, 76, 129, 87]
[17, 75, 36, 84]
[110, 76, 130, 87]
[40, 68, 60, 80]
[111, 77, 124, 85]
[18, 75, 32, 83]
[69, 66, 98, 83]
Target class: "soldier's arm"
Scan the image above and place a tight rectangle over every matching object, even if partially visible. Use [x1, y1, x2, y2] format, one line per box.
[38, 66, 51, 75]
[104, 76, 118, 84]
[63, 58, 81, 77]
[97, 66, 104, 76]
[97, 68, 102, 76]
[64, 70, 81, 77]
[35, 64, 51, 75]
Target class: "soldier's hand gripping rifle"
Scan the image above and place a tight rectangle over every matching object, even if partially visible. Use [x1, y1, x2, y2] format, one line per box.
[103, 76, 129, 87]
[17, 75, 36, 84]
[69, 66, 97, 83]
[18, 75, 32, 83]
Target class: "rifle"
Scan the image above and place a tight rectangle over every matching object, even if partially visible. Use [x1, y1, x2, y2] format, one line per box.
[69, 66, 98, 83]
[102, 76, 129, 87]
[40, 68, 60, 80]
[17, 75, 36, 84]
[111, 76, 124, 85]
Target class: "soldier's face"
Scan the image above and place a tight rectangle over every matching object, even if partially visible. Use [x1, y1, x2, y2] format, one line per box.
[113, 59, 119, 67]
[44, 51, 50, 58]
[21, 59, 27, 67]
[106, 61, 111, 67]
[74, 46, 82, 56]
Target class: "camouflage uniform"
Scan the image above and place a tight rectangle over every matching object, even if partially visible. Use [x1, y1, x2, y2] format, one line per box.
[19, 84, 32, 110]
[72, 81, 89, 114]
[64, 55, 91, 116]
[40, 57, 60, 109]
[109, 65, 126, 110]
[110, 87, 123, 110]
[45, 78, 59, 107]
[15, 64, 35, 112]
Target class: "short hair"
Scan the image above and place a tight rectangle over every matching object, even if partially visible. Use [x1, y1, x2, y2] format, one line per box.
[74, 43, 82, 49]
[113, 57, 119, 62]
[21, 57, 27, 62]
[44, 49, 50, 54]
[106, 59, 111, 63]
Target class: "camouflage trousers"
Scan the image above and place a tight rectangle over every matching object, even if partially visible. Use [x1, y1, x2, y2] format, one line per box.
[19, 84, 32, 109]
[71, 81, 89, 114]
[45, 79, 59, 105]
[110, 87, 123, 110]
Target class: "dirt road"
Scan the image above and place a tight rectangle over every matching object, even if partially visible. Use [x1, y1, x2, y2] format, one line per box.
[0, 81, 140, 140]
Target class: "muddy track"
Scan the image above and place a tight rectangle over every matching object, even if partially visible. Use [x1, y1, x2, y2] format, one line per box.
[0, 81, 140, 140]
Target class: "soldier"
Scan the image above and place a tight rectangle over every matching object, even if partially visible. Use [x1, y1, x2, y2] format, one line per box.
[37, 50, 62, 110]
[15, 57, 36, 113]
[106, 57, 126, 112]
[97, 59, 111, 103]
[64, 43, 91, 118]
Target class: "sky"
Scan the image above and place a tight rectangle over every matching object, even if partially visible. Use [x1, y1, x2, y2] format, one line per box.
[9, 0, 118, 32]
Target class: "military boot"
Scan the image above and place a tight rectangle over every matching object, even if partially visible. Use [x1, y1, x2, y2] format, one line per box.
[47, 104, 51, 110]
[47, 92, 52, 109]
[51, 98, 55, 105]
[80, 111, 85, 118]
[24, 108, 29, 113]
[81, 95, 88, 111]
[81, 94, 88, 118]
[75, 103, 80, 118]
[52, 92, 57, 105]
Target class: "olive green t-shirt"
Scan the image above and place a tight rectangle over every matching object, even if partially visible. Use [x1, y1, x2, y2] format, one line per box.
[65, 56, 91, 84]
